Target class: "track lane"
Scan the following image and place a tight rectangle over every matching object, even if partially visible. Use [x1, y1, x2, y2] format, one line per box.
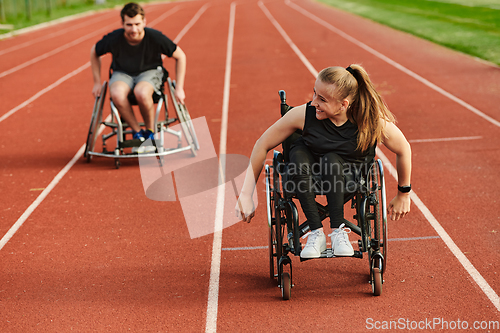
[1, 1, 229, 331]
[0, 0, 499, 331]
[213, 0, 499, 330]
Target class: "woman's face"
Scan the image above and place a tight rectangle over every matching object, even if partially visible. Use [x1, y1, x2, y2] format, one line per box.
[311, 78, 345, 121]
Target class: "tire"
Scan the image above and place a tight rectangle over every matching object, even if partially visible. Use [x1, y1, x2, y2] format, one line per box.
[167, 78, 199, 156]
[371, 258, 383, 296]
[84, 81, 107, 162]
[266, 165, 277, 280]
[281, 272, 291, 300]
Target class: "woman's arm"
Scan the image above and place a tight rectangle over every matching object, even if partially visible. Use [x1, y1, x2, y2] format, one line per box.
[381, 121, 412, 221]
[237, 104, 307, 222]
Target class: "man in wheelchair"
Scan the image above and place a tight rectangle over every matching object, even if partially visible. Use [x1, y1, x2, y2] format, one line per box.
[90, 2, 187, 142]
[237, 65, 412, 259]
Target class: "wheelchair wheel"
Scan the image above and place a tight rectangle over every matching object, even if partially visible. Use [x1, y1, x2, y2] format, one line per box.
[284, 200, 300, 256]
[281, 272, 291, 300]
[167, 78, 199, 156]
[266, 165, 278, 279]
[84, 81, 107, 162]
[367, 159, 388, 273]
[272, 158, 287, 283]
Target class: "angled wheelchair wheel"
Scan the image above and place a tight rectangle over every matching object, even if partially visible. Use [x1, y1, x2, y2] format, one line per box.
[167, 78, 199, 156]
[367, 159, 388, 273]
[84, 81, 107, 162]
[272, 153, 288, 283]
[362, 159, 387, 296]
[266, 165, 278, 280]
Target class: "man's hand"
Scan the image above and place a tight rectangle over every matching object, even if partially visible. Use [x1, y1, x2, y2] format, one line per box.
[175, 86, 185, 105]
[92, 82, 102, 98]
[388, 192, 411, 221]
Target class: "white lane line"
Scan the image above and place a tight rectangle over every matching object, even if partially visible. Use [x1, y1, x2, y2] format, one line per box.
[0, 116, 108, 251]
[173, 3, 209, 43]
[388, 236, 441, 241]
[0, 63, 90, 123]
[148, 5, 182, 27]
[261, 1, 500, 312]
[0, 13, 114, 57]
[222, 246, 268, 251]
[0, 21, 117, 79]
[286, 0, 500, 128]
[205, 3, 236, 332]
[408, 136, 482, 143]
[377, 149, 500, 312]
[0, 10, 100, 40]
[258, 1, 318, 77]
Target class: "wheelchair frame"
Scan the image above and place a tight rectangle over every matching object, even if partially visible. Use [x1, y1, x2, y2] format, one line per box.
[84, 69, 199, 169]
[265, 90, 388, 300]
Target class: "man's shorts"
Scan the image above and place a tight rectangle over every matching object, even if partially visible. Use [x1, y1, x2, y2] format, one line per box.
[109, 68, 164, 95]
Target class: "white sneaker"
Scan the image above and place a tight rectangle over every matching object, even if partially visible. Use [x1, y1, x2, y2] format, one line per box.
[300, 229, 327, 259]
[329, 223, 354, 256]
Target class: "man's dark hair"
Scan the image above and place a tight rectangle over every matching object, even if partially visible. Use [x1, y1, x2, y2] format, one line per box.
[120, 2, 145, 22]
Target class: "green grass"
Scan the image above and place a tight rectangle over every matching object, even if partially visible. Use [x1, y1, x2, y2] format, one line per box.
[317, 0, 500, 65]
[0, 0, 154, 34]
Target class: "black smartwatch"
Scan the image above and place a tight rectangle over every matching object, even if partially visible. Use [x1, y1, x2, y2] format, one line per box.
[398, 184, 412, 193]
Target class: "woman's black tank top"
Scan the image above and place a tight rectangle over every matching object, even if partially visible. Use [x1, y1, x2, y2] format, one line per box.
[293, 102, 373, 164]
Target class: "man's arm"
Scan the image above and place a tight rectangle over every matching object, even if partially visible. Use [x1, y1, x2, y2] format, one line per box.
[171, 46, 186, 104]
[90, 45, 102, 98]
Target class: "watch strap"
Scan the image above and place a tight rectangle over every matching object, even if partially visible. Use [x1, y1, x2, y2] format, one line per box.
[398, 184, 412, 193]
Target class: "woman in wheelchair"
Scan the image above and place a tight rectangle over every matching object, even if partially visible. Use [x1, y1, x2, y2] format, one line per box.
[236, 64, 411, 259]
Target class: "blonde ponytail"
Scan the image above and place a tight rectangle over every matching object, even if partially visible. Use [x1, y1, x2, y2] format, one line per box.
[318, 65, 395, 152]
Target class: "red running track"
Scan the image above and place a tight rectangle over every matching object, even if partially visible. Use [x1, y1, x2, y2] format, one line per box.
[0, 0, 499, 331]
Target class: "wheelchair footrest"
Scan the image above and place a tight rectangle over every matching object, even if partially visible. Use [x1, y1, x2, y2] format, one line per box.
[300, 249, 363, 262]
[120, 138, 148, 148]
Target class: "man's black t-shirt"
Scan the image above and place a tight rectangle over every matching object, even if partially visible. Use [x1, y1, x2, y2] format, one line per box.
[95, 27, 177, 76]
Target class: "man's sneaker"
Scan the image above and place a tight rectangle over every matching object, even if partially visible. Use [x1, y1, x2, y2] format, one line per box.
[142, 129, 155, 141]
[300, 229, 327, 259]
[133, 130, 145, 141]
[131, 130, 156, 153]
[328, 223, 354, 256]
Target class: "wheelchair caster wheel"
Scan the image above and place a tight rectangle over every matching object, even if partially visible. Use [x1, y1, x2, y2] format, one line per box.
[281, 272, 291, 300]
[115, 159, 121, 169]
[371, 258, 383, 296]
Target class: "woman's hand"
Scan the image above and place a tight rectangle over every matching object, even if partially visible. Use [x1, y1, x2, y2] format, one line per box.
[235, 193, 255, 223]
[388, 192, 411, 221]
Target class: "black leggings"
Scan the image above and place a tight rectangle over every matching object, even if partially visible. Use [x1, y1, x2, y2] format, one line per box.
[288, 142, 347, 230]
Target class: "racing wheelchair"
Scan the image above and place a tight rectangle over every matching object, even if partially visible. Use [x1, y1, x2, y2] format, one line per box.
[84, 67, 199, 168]
[265, 90, 388, 300]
